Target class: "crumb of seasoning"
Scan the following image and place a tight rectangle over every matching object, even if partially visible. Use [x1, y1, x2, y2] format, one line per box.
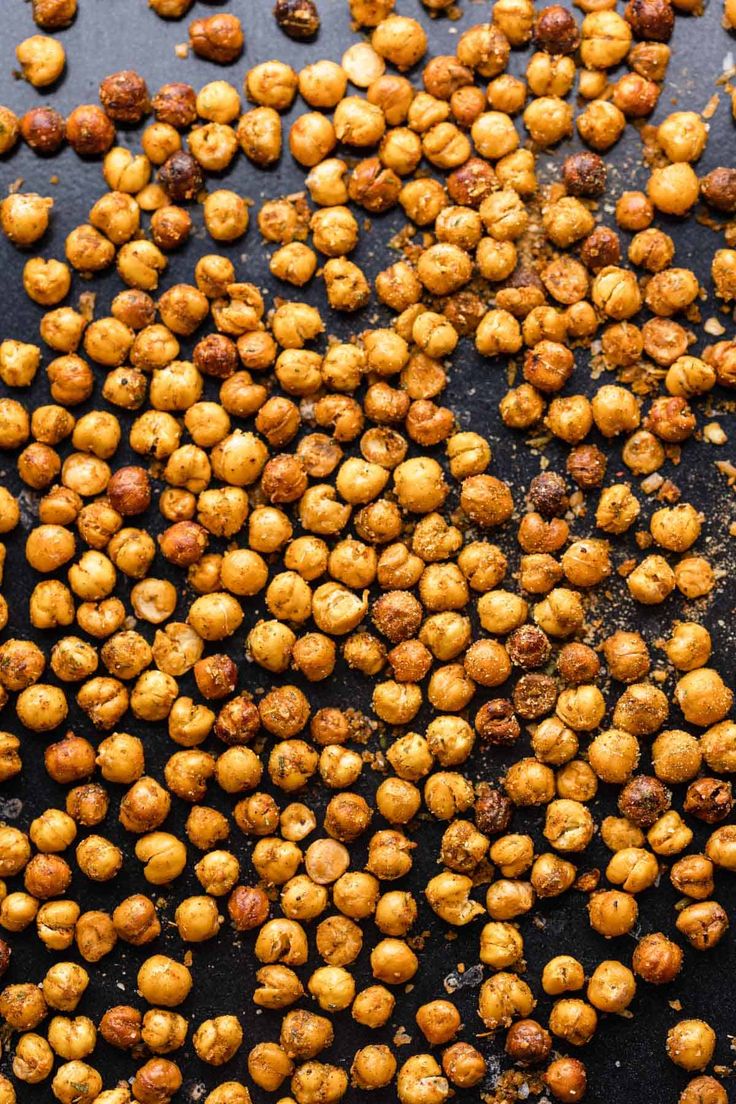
[704, 421, 727, 444]
[716, 459, 736, 485]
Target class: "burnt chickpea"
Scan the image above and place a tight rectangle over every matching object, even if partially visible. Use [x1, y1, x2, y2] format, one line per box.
[685, 778, 733, 824]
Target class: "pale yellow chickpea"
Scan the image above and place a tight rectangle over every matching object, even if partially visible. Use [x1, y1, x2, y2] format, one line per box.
[142, 122, 181, 165]
[104, 148, 151, 193]
[204, 190, 249, 242]
[657, 111, 707, 163]
[16, 34, 66, 87]
[0, 339, 41, 385]
[1, 193, 53, 247]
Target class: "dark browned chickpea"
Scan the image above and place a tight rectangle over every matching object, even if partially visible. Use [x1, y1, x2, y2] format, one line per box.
[448, 157, 497, 209]
[275, 0, 321, 38]
[625, 0, 673, 41]
[545, 1057, 587, 1102]
[107, 466, 151, 516]
[21, 106, 66, 154]
[685, 778, 734, 824]
[566, 444, 607, 489]
[506, 1018, 553, 1065]
[159, 151, 205, 202]
[99, 1005, 142, 1050]
[99, 70, 150, 123]
[618, 775, 671, 828]
[535, 5, 579, 53]
[228, 885, 270, 931]
[562, 152, 606, 197]
[153, 83, 197, 130]
[701, 168, 736, 214]
[66, 105, 115, 156]
[475, 787, 513, 835]
[581, 226, 621, 273]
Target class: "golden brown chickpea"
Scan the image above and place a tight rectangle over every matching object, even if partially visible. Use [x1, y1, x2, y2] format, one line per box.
[192, 1015, 242, 1067]
[675, 668, 732, 727]
[142, 122, 181, 167]
[548, 999, 598, 1047]
[137, 955, 192, 1009]
[588, 889, 638, 938]
[13, 1031, 54, 1083]
[675, 898, 729, 950]
[678, 1078, 728, 1104]
[577, 98, 626, 151]
[411, 1001, 459, 1049]
[478, 972, 535, 1033]
[540, 955, 585, 997]
[630, 932, 683, 987]
[646, 161, 700, 216]
[51, 1060, 102, 1104]
[667, 1020, 716, 1072]
[0, 106, 19, 156]
[0, 983, 48, 1031]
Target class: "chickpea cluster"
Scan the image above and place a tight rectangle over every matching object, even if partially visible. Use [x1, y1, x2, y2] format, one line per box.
[0, 0, 734, 1101]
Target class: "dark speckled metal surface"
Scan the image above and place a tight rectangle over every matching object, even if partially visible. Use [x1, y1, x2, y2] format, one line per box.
[1, 1, 736, 1101]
